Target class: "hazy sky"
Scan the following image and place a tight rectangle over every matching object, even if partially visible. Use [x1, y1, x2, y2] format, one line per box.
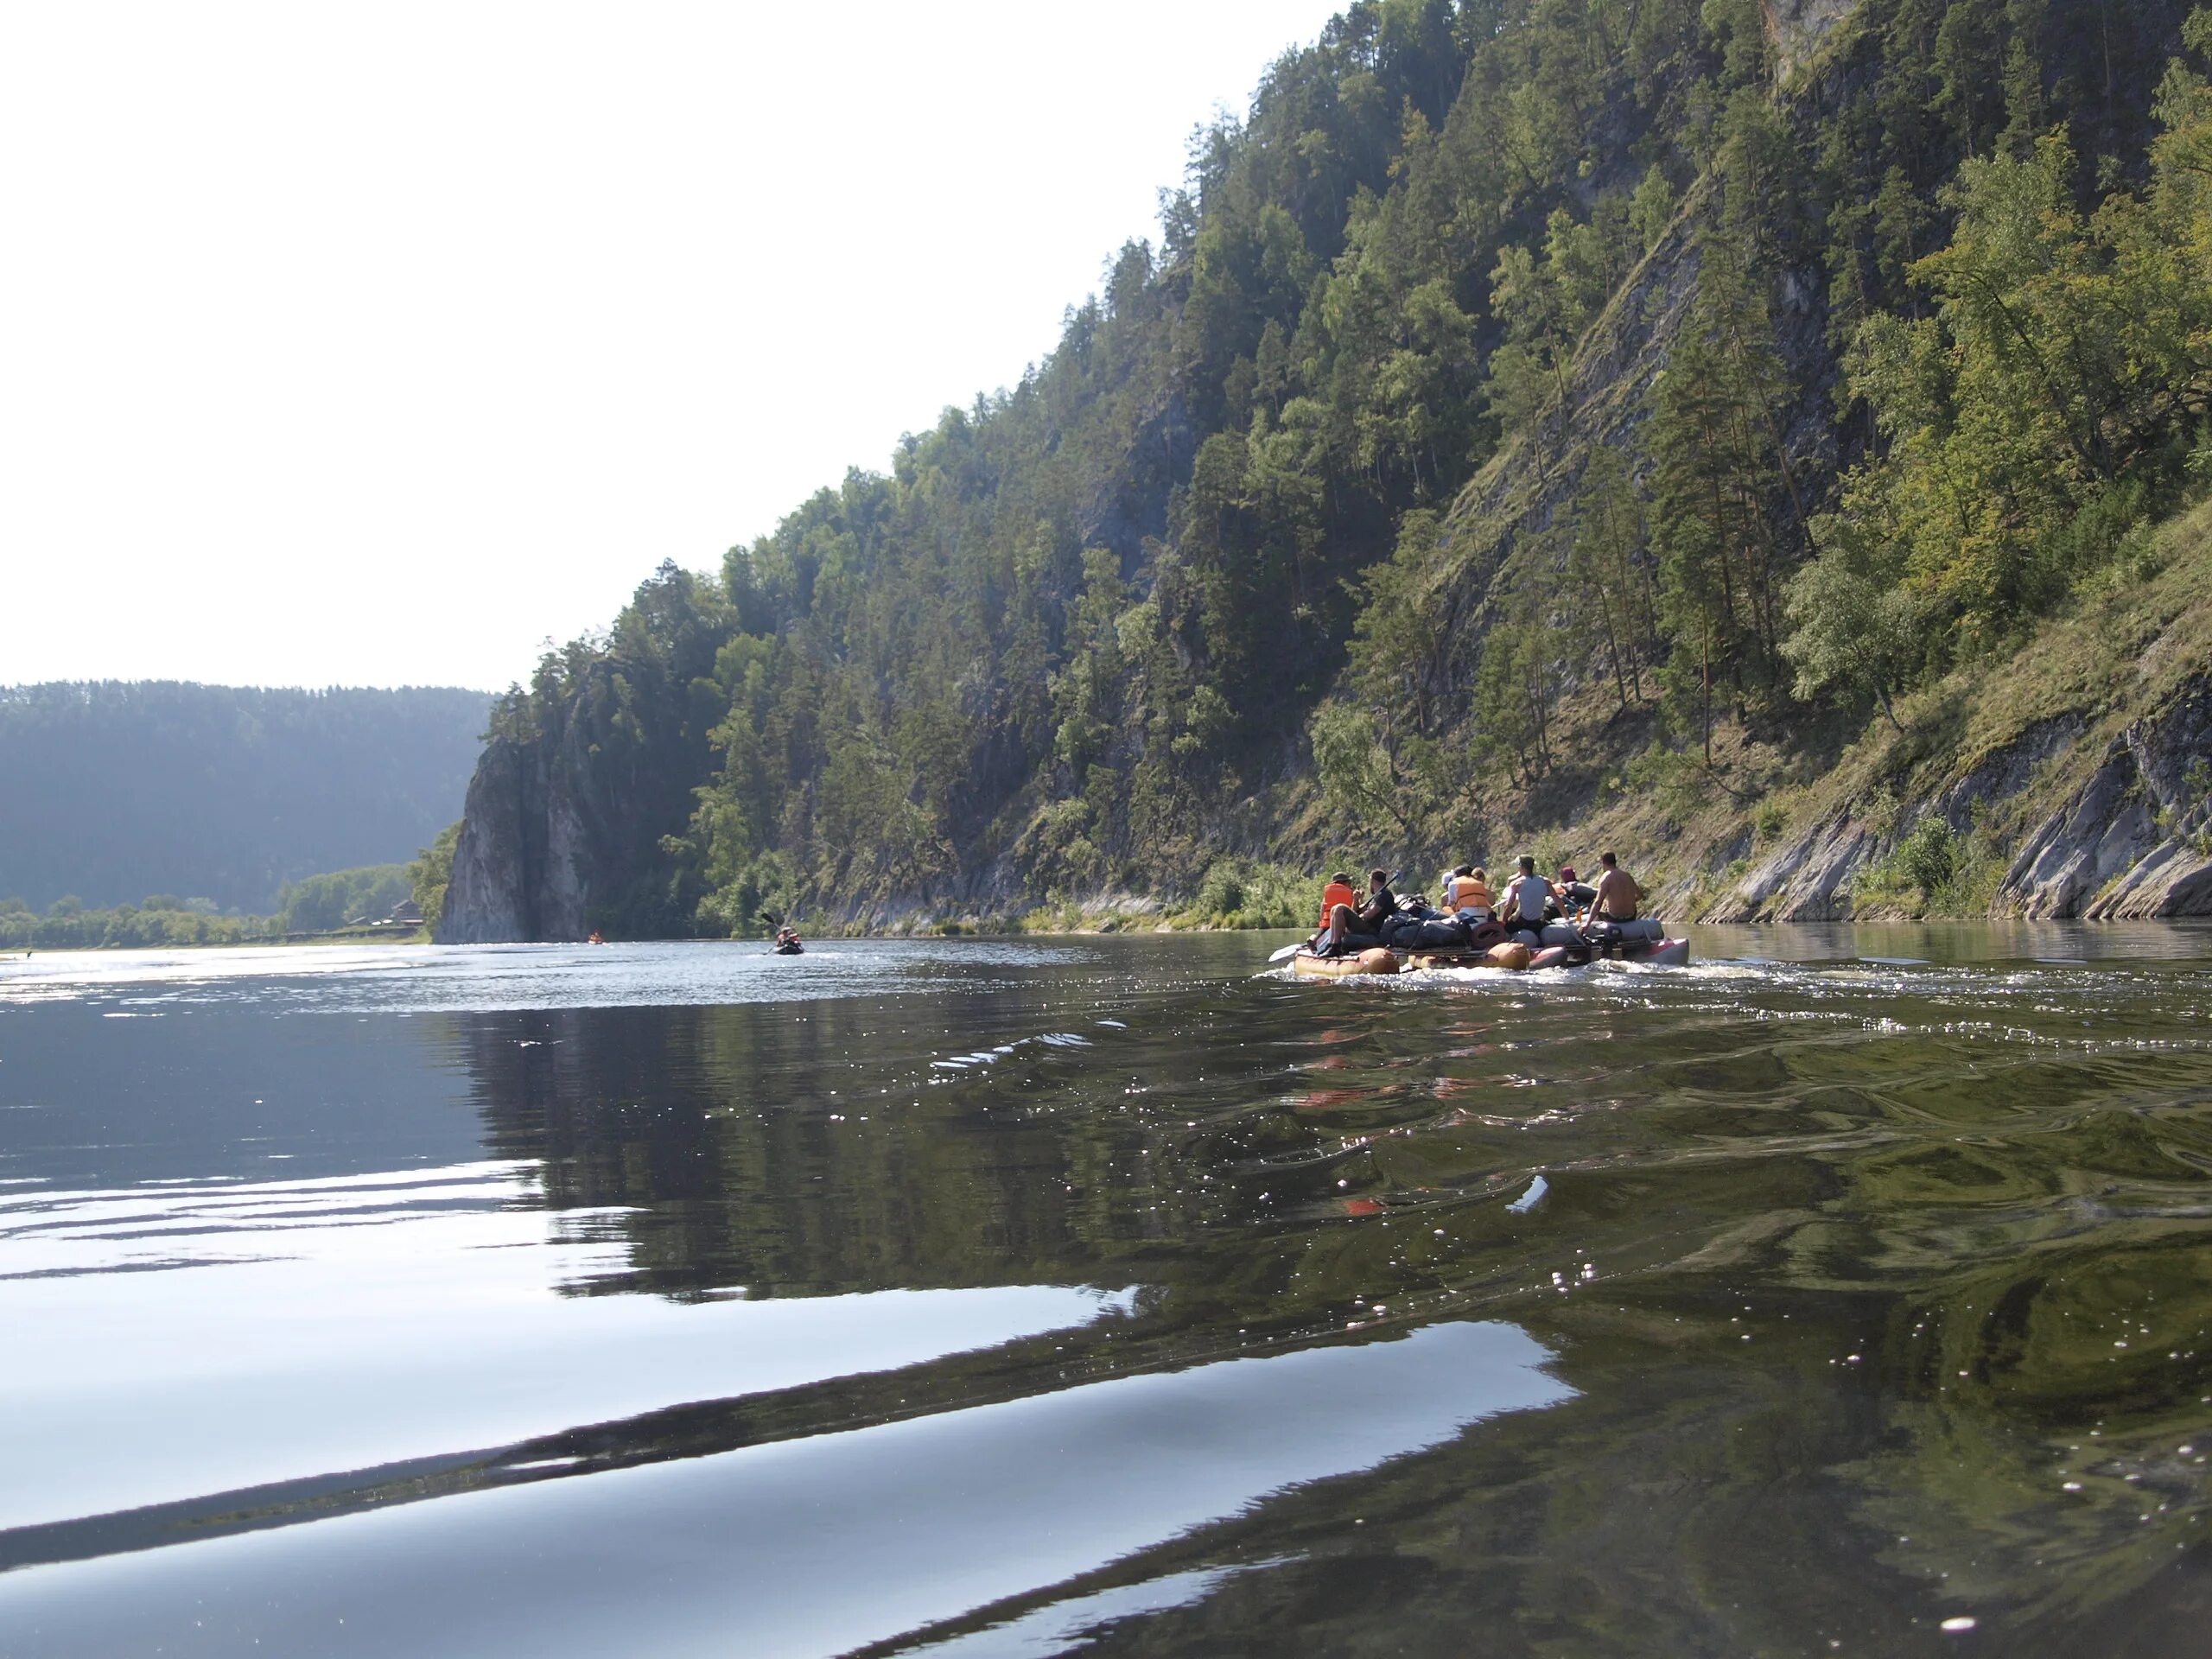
[2, 1, 1348, 692]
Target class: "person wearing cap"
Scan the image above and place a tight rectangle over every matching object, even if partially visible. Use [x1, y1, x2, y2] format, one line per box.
[1317, 872, 1358, 931]
[1590, 851, 1642, 922]
[1499, 855, 1553, 942]
[1556, 863, 1598, 915]
[1324, 868, 1399, 955]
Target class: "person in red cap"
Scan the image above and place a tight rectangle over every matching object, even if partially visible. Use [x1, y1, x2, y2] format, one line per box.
[1556, 863, 1597, 918]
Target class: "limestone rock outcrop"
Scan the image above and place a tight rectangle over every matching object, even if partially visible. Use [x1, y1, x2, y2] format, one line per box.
[1704, 674, 2212, 923]
[435, 644, 720, 944]
[436, 734, 593, 944]
[2000, 677, 2212, 919]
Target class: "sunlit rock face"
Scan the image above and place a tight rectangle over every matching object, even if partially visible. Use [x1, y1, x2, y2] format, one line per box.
[437, 735, 586, 944]
[437, 688, 691, 944]
[1769, 0, 1862, 77]
[2005, 675, 2212, 920]
[1701, 672, 2212, 925]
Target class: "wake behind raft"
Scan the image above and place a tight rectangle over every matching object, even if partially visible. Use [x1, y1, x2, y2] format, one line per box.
[1287, 919, 1688, 978]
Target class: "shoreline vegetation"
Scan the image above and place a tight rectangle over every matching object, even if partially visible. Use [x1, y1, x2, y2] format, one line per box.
[0, 903, 435, 953]
[0, 849, 454, 953]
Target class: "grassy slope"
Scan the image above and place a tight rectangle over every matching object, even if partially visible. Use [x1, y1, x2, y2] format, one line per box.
[1548, 495, 2212, 918]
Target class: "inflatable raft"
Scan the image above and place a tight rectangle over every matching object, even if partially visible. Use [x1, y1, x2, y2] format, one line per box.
[1290, 947, 1401, 979]
[1287, 919, 1688, 978]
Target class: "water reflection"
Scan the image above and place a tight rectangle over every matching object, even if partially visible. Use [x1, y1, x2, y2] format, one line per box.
[0, 1154, 1126, 1533]
[3, 1322, 1565, 1658]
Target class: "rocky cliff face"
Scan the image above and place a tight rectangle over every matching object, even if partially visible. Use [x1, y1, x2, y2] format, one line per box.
[2004, 677, 2212, 919]
[436, 734, 593, 944]
[1707, 671, 2212, 923]
[436, 643, 719, 944]
[1767, 0, 1860, 76]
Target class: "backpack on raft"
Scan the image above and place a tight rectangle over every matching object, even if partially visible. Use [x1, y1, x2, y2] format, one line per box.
[1379, 912, 1425, 947]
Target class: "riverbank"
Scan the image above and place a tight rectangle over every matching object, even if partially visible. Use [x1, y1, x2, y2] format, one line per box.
[429, 488, 2212, 948]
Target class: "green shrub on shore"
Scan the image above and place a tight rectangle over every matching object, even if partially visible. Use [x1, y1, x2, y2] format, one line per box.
[278, 865, 413, 933]
[1751, 795, 1791, 847]
[1853, 813, 2007, 918]
[1174, 859, 1314, 931]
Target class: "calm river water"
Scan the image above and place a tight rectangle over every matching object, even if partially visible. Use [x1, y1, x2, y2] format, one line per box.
[2, 925, 2209, 1656]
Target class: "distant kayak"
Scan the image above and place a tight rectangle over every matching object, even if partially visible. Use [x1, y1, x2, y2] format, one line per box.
[773, 940, 804, 956]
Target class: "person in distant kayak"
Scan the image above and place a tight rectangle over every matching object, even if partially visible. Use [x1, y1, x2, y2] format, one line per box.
[1324, 868, 1398, 955]
[1444, 865, 1492, 920]
[1500, 855, 1554, 942]
[1591, 851, 1642, 922]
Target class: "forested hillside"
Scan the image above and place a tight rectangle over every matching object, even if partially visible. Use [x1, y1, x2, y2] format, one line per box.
[442, 0, 2212, 941]
[0, 683, 490, 913]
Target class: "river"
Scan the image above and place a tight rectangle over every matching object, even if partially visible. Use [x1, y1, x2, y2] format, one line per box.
[1, 925, 2208, 1656]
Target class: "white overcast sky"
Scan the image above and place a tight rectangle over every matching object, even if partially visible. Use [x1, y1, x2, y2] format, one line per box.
[1, 1, 1348, 693]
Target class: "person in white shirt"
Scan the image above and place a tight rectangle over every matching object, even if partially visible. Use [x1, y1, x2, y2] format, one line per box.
[1499, 855, 1554, 941]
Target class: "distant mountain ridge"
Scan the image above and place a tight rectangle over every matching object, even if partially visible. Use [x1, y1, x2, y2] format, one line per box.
[0, 683, 490, 913]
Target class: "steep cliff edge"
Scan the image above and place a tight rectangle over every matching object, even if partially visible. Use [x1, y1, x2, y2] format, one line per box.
[437, 734, 594, 943]
[438, 568, 726, 943]
[1768, 0, 1859, 74]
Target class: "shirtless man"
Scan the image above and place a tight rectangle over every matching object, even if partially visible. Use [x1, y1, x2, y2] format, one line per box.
[1590, 851, 1642, 922]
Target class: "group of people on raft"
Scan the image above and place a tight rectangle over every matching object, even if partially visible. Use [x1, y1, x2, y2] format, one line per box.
[1307, 852, 1642, 958]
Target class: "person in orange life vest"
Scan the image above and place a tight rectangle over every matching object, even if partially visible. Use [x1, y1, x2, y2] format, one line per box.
[1317, 872, 1358, 931]
[1324, 868, 1398, 955]
[1444, 865, 1493, 920]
